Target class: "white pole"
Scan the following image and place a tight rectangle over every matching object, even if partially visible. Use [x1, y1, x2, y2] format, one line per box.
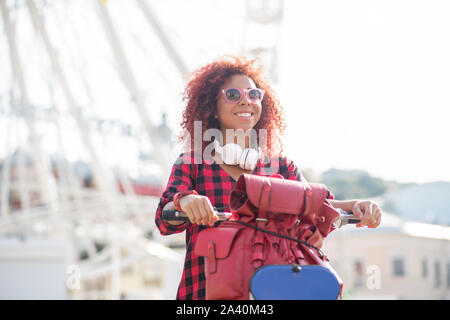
[110, 222, 121, 300]
[94, 0, 171, 179]
[16, 126, 31, 211]
[0, 117, 12, 218]
[135, 0, 189, 79]
[25, 0, 117, 199]
[0, 0, 59, 210]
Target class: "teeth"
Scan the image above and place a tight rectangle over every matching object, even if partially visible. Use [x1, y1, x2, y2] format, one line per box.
[235, 113, 252, 117]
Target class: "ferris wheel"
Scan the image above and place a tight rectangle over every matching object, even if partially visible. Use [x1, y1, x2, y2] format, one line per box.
[0, 0, 284, 299]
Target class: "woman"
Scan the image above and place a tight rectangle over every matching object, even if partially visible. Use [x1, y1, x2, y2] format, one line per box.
[155, 55, 382, 300]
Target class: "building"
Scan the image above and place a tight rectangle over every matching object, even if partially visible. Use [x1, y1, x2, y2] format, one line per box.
[322, 212, 450, 300]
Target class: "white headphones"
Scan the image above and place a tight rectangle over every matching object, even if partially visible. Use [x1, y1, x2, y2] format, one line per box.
[213, 139, 261, 171]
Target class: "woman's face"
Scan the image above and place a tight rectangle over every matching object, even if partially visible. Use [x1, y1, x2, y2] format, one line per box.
[216, 74, 262, 133]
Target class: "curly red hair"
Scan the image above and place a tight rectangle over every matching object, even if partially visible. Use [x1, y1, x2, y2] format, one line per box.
[179, 55, 286, 157]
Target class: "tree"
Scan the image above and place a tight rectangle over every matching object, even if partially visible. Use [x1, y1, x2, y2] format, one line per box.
[320, 169, 387, 200]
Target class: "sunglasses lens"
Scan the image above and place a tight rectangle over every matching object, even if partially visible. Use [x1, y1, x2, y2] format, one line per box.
[248, 89, 262, 101]
[225, 88, 241, 102]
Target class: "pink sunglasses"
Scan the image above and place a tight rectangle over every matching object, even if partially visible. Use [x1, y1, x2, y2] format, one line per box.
[218, 88, 265, 104]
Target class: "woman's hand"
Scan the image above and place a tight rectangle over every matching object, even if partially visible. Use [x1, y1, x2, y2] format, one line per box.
[179, 194, 219, 226]
[352, 200, 383, 228]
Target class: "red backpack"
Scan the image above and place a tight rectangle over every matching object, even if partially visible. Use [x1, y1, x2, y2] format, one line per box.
[194, 173, 343, 300]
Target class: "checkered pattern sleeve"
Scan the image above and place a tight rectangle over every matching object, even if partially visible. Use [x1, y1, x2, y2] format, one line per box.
[155, 153, 195, 236]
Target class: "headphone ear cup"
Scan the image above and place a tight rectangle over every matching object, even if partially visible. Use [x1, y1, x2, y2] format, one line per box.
[239, 148, 259, 171]
[222, 143, 243, 165]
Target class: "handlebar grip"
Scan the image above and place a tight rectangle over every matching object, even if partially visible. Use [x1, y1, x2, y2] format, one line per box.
[336, 208, 361, 226]
[162, 210, 190, 221]
[162, 209, 232, 222]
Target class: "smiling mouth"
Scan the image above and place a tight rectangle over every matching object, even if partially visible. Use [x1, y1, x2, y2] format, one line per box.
[234, 112, 253, 117]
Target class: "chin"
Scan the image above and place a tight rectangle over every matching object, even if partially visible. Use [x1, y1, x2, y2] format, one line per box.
[235, 125, 256, 132]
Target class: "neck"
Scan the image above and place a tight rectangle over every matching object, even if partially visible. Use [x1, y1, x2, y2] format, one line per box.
[220, 128, 257, 150]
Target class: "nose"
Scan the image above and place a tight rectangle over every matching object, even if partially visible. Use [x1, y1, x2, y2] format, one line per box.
[240, 92, 252, 105]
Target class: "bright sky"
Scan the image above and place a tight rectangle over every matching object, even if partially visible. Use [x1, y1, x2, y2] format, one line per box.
[277, 0, 450, 184]
[1, 0, 449, 184]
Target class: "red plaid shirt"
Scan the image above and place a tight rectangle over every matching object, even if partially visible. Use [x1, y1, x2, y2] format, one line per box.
[154, 152, 333, 300]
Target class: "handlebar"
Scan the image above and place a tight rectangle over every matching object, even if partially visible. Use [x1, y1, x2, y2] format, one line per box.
[161, 209, 232, 221]
[333, 208, 361, 227]
[162, 208, 360, 228]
